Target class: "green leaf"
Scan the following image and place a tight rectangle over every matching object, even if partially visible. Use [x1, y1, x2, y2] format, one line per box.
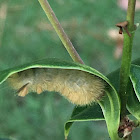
[0, 58, 121, 140]
[98, 88, 121, 140]
[64, 70, 121, 139]
[132, 58, 140, 65]
[127, 64, 140, 120]
[64, 104, 104, 138]
[127, 80, 140, 120]
[0, 58, 108, 84]
[130, 64, 140, 101]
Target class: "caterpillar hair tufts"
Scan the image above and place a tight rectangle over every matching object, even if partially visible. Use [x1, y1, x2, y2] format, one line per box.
[8, 68, 105, 106]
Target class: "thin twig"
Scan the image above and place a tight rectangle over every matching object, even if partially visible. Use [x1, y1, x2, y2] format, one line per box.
[38, 0, 84, 64]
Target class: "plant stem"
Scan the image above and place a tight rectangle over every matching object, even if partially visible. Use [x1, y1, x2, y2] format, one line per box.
[127, 0, 136, 30]
[38, 0, 84, 64]
[119, 0, 136, 118]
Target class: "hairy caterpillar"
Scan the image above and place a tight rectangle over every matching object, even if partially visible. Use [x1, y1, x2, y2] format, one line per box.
[7, 68, 105, 105]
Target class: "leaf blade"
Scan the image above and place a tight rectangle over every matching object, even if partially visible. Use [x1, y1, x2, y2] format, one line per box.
[0, 58, 108, 84]
[0, 58, 121, 140]
[127, 64, 140, 120]
[130, 64, 140, 101]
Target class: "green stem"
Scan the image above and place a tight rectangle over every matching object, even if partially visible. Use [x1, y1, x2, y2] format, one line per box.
[38, 0, 84, 64]
[119, 0, 136, 118]
[127, 0, 136, 30]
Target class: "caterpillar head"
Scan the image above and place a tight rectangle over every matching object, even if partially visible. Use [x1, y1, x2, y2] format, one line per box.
[8, 69, 37, 96]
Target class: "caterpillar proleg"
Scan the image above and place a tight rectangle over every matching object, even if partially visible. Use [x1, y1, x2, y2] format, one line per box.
[8, 68, 105, 105]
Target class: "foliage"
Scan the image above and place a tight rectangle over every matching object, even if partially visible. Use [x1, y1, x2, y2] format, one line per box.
[0, 58, 120, 139]
[0, 0, 140, 140]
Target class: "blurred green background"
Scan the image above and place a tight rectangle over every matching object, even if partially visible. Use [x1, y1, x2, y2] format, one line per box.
[0, 0, 140, 140]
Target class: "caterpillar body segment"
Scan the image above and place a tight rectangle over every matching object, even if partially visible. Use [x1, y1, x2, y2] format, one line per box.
[8, 68, 105, 106]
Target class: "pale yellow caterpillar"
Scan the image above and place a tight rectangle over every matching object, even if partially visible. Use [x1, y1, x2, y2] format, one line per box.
[7, 68, 105, 106]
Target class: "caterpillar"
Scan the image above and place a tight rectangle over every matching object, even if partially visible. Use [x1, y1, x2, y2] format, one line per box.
[7, 68, 105, 106]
